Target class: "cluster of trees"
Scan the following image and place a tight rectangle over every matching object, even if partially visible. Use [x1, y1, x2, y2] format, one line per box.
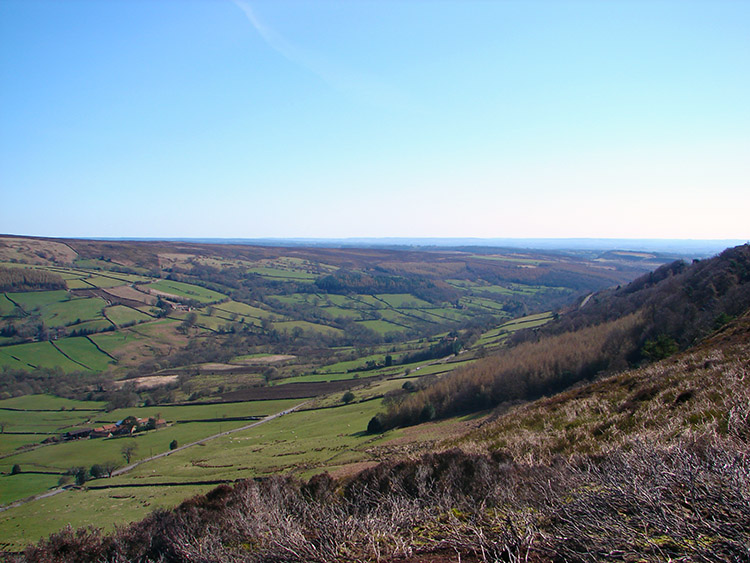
[61, 461, 119, 486]
[0, 267, 66, 292]
[528, 244, 750, 353]
[370, 313, 644, 431]
[314, 270, 458, 304]
[0, 366, 113, 402]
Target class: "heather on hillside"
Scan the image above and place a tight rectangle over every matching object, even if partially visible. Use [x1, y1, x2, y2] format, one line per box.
[14, 442, 749, 562]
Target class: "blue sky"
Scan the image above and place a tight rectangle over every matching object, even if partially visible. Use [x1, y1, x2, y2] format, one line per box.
[1, 0, 748, 240]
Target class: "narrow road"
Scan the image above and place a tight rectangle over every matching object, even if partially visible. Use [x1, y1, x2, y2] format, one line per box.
[0, 402, 307, 513]
[111, 401, 307, 476]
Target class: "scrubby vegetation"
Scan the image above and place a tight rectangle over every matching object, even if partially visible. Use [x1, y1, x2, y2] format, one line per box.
[14, 412, 750, 562]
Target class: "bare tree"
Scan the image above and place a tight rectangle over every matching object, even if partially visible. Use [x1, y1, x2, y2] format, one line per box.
[121, 443, 138, 464]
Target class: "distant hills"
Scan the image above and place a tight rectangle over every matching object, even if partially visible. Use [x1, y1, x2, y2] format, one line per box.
[66, 236, 748, 256]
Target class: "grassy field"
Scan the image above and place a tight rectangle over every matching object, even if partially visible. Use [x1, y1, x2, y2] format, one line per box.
[246, 267, 318, 281]
[460, 295, 506, 312]
[9, 291, 107, 328]
[0, 395, 482, 551]
[87, 330, 147, 360]
[53, 337, 114, 372]
[0, 483, 217, 550]
[0, 434, 56, 456]
[0, 341, 84, 372]
[273, 320, 343, 336]
[0, 408, 101, 436]
[0, 395, 107, 411]
[0, 398, 385, 548]
[101, 399, 302, 423]
[375, 293, 434, 308]
[5, 290, 69, 311]
[0, 398, 304, 502]
[147, 280, 226, 303]
[214, 300, 279, 323]
[0, 294, 18, 315]
[320, 305, 363, 319]
[0, 349, 26, 369]
[356, 319, 408, 335]
[64, 278, 93, 290]
[104, 305, 152, 327]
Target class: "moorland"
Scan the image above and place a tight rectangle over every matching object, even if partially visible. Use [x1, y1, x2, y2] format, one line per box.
[0, 235, 748, 561]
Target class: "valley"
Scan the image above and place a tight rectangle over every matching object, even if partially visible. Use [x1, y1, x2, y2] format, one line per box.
[0, 236, 748, 560]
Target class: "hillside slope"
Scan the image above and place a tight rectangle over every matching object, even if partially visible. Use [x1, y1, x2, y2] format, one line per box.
[13, 304, 750, 562]
[374, 244, 750, 429]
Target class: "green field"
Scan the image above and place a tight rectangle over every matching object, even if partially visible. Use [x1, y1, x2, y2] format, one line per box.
[0, 395, 107, 411]
[0, 483, 217, 550]
[273, 320, 343, 336]
[3, 289, 108, 329]
[356, 319, 408, 334]
[460, 296, 507, 312]
[127, 318, 179, 337]
[81, 275, 126, 289]
[246, 267, 318, 281]
[105, 399, 385, 489]
[103, 399, 302, 423]
[147, 280, 226, 303]
[87, 331, 145, 358]
[0, 408, 101, 435]
[64, 278, 93, 289]
[104, 305, 152, 327]
[5, 290, 69, 311]
[0, 293, 17, 315]
[0, 341, 84, 371]
[375, 293, 434, 308]
[268, 293, 324, 306]
[0, 349, 26, 369]
[1, 473, 62, 505]
[320, 305, 363, 319]
[378, 309, 418, 326]
[0, 398, 304, 501]
[474, 312, 555, 348]
[0, 434, 55, 456]
[53, 337, 114, 372]
[214, 300, 279, 320]
[41, 296, 108, 327]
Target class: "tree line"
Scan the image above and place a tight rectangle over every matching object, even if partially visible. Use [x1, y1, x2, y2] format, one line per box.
[0, 267, 66, 292]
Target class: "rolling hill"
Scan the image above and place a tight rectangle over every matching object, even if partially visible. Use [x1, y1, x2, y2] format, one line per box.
[1, 238, 748, 560]
[8, 246, 749, 562]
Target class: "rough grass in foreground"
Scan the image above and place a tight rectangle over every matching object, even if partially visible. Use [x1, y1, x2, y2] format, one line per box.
[12, 441, 750, 563]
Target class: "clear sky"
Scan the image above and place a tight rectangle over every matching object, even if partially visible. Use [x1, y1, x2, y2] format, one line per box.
[1, 0, 748, 240]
